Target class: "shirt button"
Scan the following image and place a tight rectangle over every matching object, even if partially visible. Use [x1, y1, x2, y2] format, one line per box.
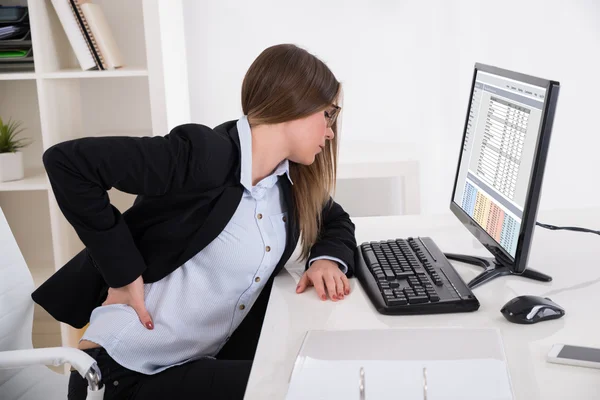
[239, 304, 246, 310]
[257, 213, 263, 219]
[282, 216, 287, 222]
[255, 277, 261, 283]
[265, 246, 271, 252]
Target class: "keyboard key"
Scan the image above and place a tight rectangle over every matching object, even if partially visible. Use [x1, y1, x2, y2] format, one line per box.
[408, 295, 429, 304]
[363, 249, 379, 265]
[390, 282, 400, 289]
[388, 298, 408, 306]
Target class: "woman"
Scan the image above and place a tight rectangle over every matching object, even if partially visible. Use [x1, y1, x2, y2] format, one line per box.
[33, 43, 356, 399]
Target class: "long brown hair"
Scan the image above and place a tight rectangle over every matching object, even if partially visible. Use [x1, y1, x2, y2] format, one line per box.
[241, 44, 341, 260]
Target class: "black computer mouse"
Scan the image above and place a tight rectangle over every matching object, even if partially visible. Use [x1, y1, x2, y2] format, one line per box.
[500, 295, 565, 324]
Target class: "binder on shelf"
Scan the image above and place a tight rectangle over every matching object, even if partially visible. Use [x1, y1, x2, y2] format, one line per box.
[68, 0, 104, 70]
[50, 0, 97, 71]
[50, 0, 124, 71]
[79, 1, 123, 69]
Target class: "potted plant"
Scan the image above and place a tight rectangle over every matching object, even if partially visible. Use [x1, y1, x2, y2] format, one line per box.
[0, 117, 30, 182]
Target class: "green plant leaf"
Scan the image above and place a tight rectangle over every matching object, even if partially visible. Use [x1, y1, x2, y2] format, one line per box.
[0, 117, 30, 154]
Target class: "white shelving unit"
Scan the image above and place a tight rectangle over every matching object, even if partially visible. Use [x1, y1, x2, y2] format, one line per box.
[0, 0, 190, 355]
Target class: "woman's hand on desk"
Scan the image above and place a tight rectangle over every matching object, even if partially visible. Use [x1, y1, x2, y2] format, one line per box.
[296, 260, 351, 301]
[102, 275, 154, 330]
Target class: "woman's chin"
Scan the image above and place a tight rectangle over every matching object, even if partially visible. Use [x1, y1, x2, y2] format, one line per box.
[290, 153, 317, 166]
[305, 154, 318, 165]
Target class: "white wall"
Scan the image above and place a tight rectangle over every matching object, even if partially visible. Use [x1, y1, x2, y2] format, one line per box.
[182, 0, 600, 216]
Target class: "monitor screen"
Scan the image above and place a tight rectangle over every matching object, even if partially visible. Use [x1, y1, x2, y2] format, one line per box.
[452, 70, 547, 258]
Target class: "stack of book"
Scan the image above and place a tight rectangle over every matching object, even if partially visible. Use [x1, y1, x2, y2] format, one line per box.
[51, 0, 124, 71]
[0, 6, 34, 72]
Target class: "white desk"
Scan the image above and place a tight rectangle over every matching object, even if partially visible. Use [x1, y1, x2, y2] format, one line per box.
[245, 207, 600, 400]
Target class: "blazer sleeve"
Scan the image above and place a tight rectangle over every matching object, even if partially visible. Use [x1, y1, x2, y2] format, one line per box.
[42, 124, 233, 288]
[305, 198, 357, 277]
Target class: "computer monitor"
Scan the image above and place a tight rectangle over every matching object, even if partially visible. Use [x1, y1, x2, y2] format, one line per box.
[448, 63, 560, 289]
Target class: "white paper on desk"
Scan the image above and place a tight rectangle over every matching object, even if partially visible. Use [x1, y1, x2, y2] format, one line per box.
[285, 328, 514, 400]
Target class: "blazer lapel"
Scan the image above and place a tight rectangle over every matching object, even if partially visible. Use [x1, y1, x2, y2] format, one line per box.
[274, 176, 300, 275]
[175, 121, 244, 267]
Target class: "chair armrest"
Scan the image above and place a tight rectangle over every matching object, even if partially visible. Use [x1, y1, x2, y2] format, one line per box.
[0, 347, 105, 397]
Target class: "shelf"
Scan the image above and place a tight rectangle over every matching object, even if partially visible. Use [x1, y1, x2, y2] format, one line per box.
[0, 0, 179, 352]
[40, 67, 148, 79]
[0, 168, 48, 192]
[0, 72, 37, 81]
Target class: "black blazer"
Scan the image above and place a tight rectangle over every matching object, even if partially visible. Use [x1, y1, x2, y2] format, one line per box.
[32, 120, 357, 329]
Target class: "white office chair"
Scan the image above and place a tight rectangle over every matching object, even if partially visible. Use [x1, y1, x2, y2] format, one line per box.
[0, 205, 105, 400]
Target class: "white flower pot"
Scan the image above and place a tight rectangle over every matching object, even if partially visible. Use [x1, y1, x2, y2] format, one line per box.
[0, 151, 25, 182]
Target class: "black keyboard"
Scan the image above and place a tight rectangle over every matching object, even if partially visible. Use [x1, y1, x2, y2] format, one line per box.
[355, 237, 480, 315]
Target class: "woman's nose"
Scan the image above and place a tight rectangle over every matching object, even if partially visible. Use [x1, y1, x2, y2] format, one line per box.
[325, 127, 334, 140]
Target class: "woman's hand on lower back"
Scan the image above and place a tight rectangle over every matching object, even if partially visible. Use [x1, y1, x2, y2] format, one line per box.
[102, 275, 154, 330]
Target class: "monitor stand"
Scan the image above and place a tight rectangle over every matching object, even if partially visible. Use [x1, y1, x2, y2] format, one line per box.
[443, 253, 552, 289]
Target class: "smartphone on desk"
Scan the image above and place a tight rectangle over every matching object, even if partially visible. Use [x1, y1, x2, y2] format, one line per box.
[547, 344, 600, 369]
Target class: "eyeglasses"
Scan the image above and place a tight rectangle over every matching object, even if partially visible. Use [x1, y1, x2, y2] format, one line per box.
[324, 104, 341, 128]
